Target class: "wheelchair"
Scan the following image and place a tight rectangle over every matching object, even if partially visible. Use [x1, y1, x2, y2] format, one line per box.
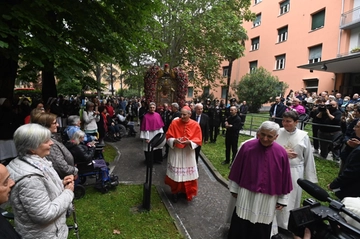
[74, 144, 119, 199]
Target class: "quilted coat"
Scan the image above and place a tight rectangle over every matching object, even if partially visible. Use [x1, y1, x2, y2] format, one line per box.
[7, 155, 74, 239]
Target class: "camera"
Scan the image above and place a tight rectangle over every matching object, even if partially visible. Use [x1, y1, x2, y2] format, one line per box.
[318, 105, 331, 112]
[288, 179, 360, 239]
[288, 198, 360, 239]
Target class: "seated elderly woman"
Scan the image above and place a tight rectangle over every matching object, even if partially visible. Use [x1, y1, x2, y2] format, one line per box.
[65, 130, 107, 170]
[65, 130, 96, 164]
[6, 123, 74, 239]
[31, 112, 78, 179]
[65, 115, 97, 143]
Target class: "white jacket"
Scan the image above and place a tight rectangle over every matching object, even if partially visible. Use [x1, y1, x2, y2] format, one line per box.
[7, 155, 74, 239]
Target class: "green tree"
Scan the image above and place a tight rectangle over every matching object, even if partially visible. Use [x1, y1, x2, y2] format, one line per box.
[57, 80, 82, 96]
[232, 67, 288, 113]
[0, 0, 161, 101]
[138, 0, 254, 89]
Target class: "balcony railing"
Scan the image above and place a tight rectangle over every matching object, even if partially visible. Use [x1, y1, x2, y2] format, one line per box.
[340, 6, 360, 29]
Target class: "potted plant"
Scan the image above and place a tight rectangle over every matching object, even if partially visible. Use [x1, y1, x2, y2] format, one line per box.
[350, 47, 360, 53]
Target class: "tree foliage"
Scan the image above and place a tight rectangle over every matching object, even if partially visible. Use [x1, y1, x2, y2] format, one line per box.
[232, 67, 288, 113]
[0, 0, 161, 100]
[125, 0, 254, 91]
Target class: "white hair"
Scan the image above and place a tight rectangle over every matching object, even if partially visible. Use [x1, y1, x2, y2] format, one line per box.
[71, 130, 86, 144]
[171, 102, 179, 109]
[13, 124, 51, 158]
[258, 121, 280, 135]
[195, 103, 203, 109]
[67, 115, 80, 126]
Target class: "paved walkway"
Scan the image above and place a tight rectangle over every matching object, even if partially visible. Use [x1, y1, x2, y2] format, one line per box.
[109, 128, 298, 239]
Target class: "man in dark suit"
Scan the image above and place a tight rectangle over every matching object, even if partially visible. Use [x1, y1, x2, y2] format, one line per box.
[221, 106, 242, 165]
[269, 96, 287, 127]
[239, 100, 249, 129]
[191, 103, 209, 163]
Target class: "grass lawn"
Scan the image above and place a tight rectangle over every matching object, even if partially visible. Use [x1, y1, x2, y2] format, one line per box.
[68, 186, 183, 239]
[67, 143, 183, 239]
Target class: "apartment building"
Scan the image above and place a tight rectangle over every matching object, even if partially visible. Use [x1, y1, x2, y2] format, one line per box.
[188, 0, 360, 101]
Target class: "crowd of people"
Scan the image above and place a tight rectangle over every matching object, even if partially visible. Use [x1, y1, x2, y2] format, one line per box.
[1, 90, 360, 239]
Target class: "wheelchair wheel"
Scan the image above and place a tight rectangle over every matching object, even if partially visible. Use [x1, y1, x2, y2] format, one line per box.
[119, 124, 127, 137]
[100, 187, 109, 194]
[74, 184, 86, 199]
[110, 174, 119, 187]
[79, 176, 86, 185]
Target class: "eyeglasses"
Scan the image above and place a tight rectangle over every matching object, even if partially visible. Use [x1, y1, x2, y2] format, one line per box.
[52, 121, 57, 125]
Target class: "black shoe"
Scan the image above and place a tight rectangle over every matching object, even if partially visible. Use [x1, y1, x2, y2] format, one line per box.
[172, 194, 178, 203]
[221, 161, 229, 165]
[154, 160, 162, 164]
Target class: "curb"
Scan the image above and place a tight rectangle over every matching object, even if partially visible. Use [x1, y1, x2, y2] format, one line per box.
[199, 151, 229, 188]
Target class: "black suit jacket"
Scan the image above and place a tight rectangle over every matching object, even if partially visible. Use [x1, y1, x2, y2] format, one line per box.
[191, 113, 210, 142]
[225, 114, 242, 139]
[269, 103, 287, 118]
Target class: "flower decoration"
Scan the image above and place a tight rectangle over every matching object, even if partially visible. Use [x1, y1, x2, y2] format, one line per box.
[144, 65, 188, 108]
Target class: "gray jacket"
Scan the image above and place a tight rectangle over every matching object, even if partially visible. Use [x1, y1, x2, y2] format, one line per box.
[7, 155, 74, 239]
[46, 136, 78, 179]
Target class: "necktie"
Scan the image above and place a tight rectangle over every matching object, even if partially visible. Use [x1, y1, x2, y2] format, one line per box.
[196, 115, 199, 123]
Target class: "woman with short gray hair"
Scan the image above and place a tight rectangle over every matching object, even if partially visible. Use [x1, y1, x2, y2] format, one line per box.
[65, 115, 96, 143]
[7, 123, 74, 239]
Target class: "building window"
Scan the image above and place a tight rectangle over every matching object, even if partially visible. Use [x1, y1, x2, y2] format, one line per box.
[249, 61, 258, 73]
[308, 44, 322, 63]
[275, 54, 286, 70]
[187, 87, 193, 97]
[221, 86, 227, 99]
[279, 0, 290, 15]
[303, 78, 319, 93]
[311, 9, 325, 30]
[253, 14, 261, 27]
[277, 26, 288, 43]
[254, 0, 262, 4]
[251, 37, 260, 51]
[203, 86, 210, 96]
[223, 67, 229, 77]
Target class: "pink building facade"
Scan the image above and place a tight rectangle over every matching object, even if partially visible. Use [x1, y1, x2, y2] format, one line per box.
[187, 0, 360, 102]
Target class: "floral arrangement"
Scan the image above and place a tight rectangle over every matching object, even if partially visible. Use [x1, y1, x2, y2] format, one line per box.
[144, 65, 188, 108]
[143, 65, 160, 105]
[172, 67, 188, 108]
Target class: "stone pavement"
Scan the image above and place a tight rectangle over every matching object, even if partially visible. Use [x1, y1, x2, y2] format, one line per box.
[109, 128, 295, 239]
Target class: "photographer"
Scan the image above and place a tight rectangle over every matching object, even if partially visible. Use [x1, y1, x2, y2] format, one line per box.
[316, 99, 342, 160]
[328, 120, 360, 199]
[309, 99, 322, 154]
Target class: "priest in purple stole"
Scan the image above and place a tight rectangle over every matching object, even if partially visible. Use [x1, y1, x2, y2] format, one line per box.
[227, 121, 293, 239]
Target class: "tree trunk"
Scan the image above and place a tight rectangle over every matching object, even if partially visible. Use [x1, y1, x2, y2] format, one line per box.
[226, 59, 234, 105]
[0, 56, 18, 100]
[0, 0, 21, 100]
[95, 64, 102, 98]
[41, 61, 57, 104]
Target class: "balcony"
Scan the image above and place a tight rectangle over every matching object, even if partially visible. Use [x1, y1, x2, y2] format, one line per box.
[340, 6, 360, 29]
